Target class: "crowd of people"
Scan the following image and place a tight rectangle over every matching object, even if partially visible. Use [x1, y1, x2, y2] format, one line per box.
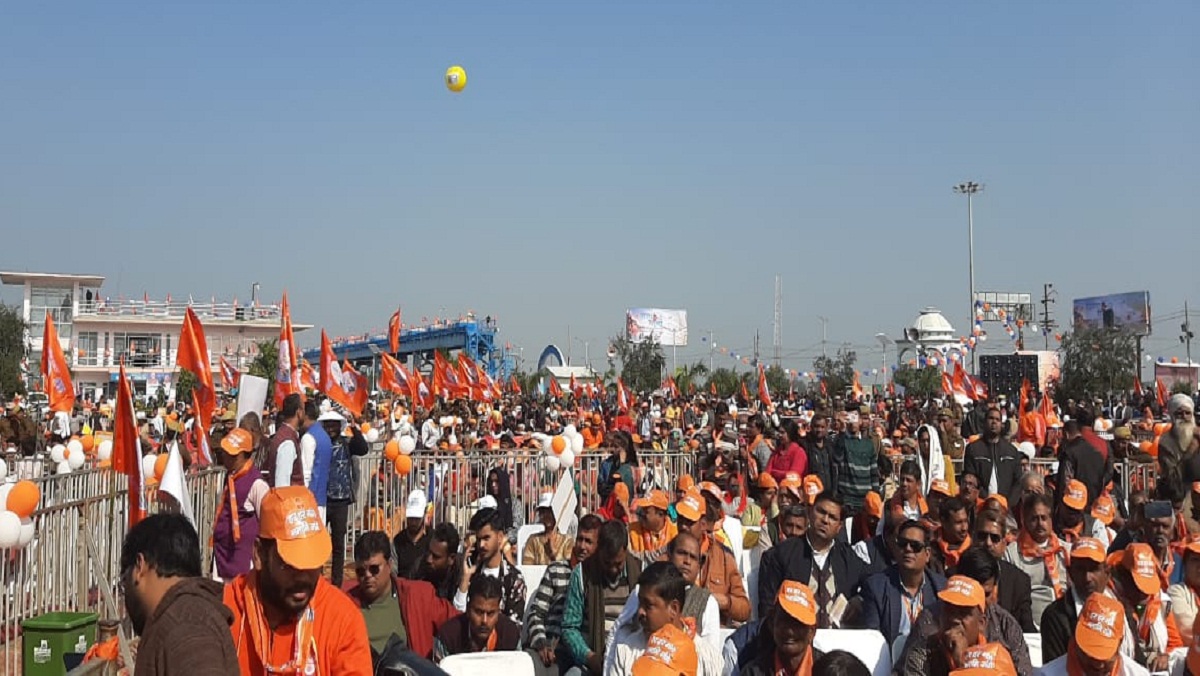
[9, 379, 1200, 676]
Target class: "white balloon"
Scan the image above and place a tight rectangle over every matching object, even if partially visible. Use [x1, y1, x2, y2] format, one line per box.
[559, 448, 575, 468]
[398, 436, 416, 455]
[0, 511, 21, 549]
[0, 483, 12, 511]
[97, 440, 113, 461]
[571, 434, 584, 455]
[0, 457, 7, 481]
[50, 444, 66, 464]
[364, 428, 380, 444]
[17, 517, 34, 547]
[141, 455, 157, 480]
[541, 436, 553, 453]
[56, 460, 73, 475]
[563, 424, 577, 438]
[67, 450, 85, 470]
[67, 438, 84, 457]
[542, 454, 560, 472]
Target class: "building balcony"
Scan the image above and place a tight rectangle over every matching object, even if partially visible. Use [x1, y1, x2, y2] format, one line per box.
[75, 299, 282, 324]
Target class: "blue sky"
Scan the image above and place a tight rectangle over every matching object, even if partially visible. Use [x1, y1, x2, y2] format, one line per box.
[2, 1, 1197, 374]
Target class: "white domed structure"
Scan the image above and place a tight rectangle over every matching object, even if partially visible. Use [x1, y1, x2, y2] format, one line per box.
[896, 308, 962, 365]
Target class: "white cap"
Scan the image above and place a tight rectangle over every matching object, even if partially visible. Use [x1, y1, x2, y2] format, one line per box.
[405, 491, 428, 519]
[478, 495, 498, 510]
[317, 411, 345, 423]
[1017, 441, 1037, 462]
[537, 492, 554, 509]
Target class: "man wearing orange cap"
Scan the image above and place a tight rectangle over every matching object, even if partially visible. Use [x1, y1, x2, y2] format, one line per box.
[741, 473, 777, 550]
[1055, 479, 1107, 544]
[604, 563, 723, 676]
[1168, 536, 1200, 645]
[629, 625, 699, 676]
[1037, 592, 1150, 676]
[737, 581, 824, 676]
[223, 486, 373, 675]
[630, 490, 678, 566]
[212, 427, 271, 582]
[897, 575, 990, 676]
[599, 482, 633, 524]
[1110, 543, 1183, 672]
[1040, 538, 1137, 665]
[689, 487, 750, 625]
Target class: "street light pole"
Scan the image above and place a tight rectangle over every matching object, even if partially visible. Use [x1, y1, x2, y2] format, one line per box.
[954, 181, 984, 373]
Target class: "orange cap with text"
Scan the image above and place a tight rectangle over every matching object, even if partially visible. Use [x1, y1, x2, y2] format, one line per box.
[802, 475, 824, 504]
[755, 473, 778, 490]
[258, 486, 332, 571]
[1075, 592, 1126, 662]
[1121, 543, 1163, 595]
[220, 428, 254, 456]
[1091, 495, 1116, 526]
[938, 575, 986, 612]
[631, 624, 698, 676]
[1063, 479, 1088, 511]
[949, 642, 1017, 676]
[643, 490, 670, 512]
[1070, 538, 1107, 564]
[930, 479, 952, 497]
[779, 473, 804, 498]
[776, 580, 818, 626]
[675, 488, 705, 522]
[698, 481, 724, 503]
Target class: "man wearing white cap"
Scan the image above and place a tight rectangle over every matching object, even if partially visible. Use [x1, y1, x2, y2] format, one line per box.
[524, 492, 574, 565]
[394, 491, 431, 578]
[1157, 393, 1199, 505]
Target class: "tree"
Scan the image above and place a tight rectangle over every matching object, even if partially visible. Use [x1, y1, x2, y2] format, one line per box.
[1056, 327, 1138, 403]
[249, 339, 279, 402]
[1172, 380, 1195, 396]
[673, 361, 709, 396]
[175, 369, 198, 405]
[812, 348, 858, 397]
[608, 334, 665, 394]
[892, 365, 942, 398]
[705, 367, 741, 398]
[764, 365, 789, 398]
[0, 304, 27, 398]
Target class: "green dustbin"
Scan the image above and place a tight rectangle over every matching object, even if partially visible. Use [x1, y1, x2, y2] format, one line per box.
[22, 612, 99, 676]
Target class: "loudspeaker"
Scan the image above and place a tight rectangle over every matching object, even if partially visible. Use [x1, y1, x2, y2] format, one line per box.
[978, 355, 1039, 400]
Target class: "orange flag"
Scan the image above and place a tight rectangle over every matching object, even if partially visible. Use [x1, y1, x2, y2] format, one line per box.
[548, 376, 563, 399]
[851, 371, 863, 401]
[340, 361, 369, 417]
[741, 380, 750, 403]
[1133, 377, 1144, 398]
[275, 292, 302, 406]
[40, 312, 75, 413]
[570, 372, 580, 398]
[178, 307, 215, 426]
[412, 367, 434, 408]
[319, 331, 356, 415]
[1019, 378, 1031, 417]
[191, 389, 214, 466]
[758, 365, 773, 409]
[299, 359, 319, 391]
[112, 362, 144, 527]
[379, 353, 412, 397]
[388, 307, 402, 354]
[617, 377, 630, 412]
[219, 356, 241, 392]
[710, 381, 717, 396]
[510, 375, 522, 395]
[1156, 378, 1168, 408]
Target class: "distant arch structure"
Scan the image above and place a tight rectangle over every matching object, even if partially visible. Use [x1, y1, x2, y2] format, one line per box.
[537, 345, 565, 372]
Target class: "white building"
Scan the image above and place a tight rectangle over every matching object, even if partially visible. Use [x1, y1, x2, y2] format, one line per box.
[1, 271, 308, 401]
[894, 307, 965, 366]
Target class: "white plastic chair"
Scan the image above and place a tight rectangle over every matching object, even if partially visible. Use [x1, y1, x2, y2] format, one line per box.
[517, 565, 547, 606]
[813, 629, 890, 676]
[515, 524, 545, 565]
[1024, 633, 1042, 669]
[440, 651, 536, 676]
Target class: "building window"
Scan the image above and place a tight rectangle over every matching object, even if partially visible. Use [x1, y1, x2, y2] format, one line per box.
[29, 286, 74, 340]
[76, 331, 99, 366]
[112, 332, 163, 368]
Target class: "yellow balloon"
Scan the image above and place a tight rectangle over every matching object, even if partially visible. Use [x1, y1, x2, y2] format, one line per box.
[445, 65, 467, 93]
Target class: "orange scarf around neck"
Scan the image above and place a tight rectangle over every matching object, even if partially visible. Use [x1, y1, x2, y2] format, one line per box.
[1018, 531, 1067, 598]
[938, 534, 972, 570]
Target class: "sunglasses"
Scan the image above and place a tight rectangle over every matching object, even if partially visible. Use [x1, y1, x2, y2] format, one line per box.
[974, 532, 1004, 544]
[355, 563, 384, 578]
[896, 537, 927, 553]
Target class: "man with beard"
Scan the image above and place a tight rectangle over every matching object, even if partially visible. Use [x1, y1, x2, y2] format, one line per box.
[964, 406, 1023, 508]
[393, 491, 431, 579]
[223, 486, 372, 675]
[801, 415, 837, 499]
[1039, 538, 1140, 665]
[120, 513, 238, 675]
[1157, 394, 1200, 511]
[434, 574, 521, 662]
[418, 523, 461, 599]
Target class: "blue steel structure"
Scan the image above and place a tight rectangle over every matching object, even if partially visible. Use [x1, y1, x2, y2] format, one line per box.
[300, 320, 511, 378]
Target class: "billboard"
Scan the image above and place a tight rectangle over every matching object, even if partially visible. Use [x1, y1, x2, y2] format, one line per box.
[1072, 291, 1151, 336]
[626, 308, 688, 346]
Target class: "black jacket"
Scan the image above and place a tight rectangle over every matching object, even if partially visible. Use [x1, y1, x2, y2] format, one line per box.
[963, 436, 1023, 506]
[1055, 431, 1113, 510]
[738, 649, 825, 676]
[997, 559, 1035, 633]
[802, 436, 837, 497]
[756, 536, 866, 625]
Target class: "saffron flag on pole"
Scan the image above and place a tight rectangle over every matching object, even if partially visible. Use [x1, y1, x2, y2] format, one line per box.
[379, 353, 412, 397]
[219, 356, 241, 392]
[1133, 377, 1144, 398]
[191, 390, 213, 466]
[548, 375, 563, 399]
[112, 362, 144, 527]
[299, 359, 319, 391]
[275, 292, 302, 406]
[1156, 378, 1168, 408]
[758, 364, 773, 409]
[510, 374, 522, 395]
[617, 378, 630, 412]
[340, 360, 369, 417]
[318, 330, 355, 414]
[851, 372, 863, 401]
[40, 311, 75, 413]
[741, 380, 750, 404]
[388, 307, 402, 354]
[177, 307, 216, 435]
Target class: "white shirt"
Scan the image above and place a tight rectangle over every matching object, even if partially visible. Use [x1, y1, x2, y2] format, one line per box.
[421, 419, 441, 449]
[272, 423, 304, 489]
[453, 563, 504, 612]
[1035, 653, 1149, 676]
[809, 537, 833, 571]
[604, 623, 723, 676]
[606, 585, 722, 654]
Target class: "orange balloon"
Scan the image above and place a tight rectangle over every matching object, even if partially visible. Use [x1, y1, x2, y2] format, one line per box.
[393, 454, 413, 476]
[384, 440, 401, 461]
[551, 435, 566, 455]
[6, 480, 41, 518]
[153, 453, 169, 480]
[361, 422, 372, 434]
[81, 435, 95, 453]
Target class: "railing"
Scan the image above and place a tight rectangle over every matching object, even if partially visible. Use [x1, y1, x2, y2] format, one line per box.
[76, 300, 282, 322]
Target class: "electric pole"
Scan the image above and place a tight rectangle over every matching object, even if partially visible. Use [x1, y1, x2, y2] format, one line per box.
[818, 316, 829, 359]
[1182, 301, 1194, 365]
[773, 275, 782, 369]
[753, 330, 760, 367]
[1039, 283, 1058, 350]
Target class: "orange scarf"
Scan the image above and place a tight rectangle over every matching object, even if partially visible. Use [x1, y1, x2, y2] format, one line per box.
[214, 462, 253, 545]
[1066, 642, 1121, 676]
[1136, 595, 1164, 644]
[640, 526, 670, 553]
[938, 535, 973, 570]
[1060, 521, 1084, 543]
[237, 573, 317, 675]
[1018, 531, 1067, 598]
[774, 648, 813, 676]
